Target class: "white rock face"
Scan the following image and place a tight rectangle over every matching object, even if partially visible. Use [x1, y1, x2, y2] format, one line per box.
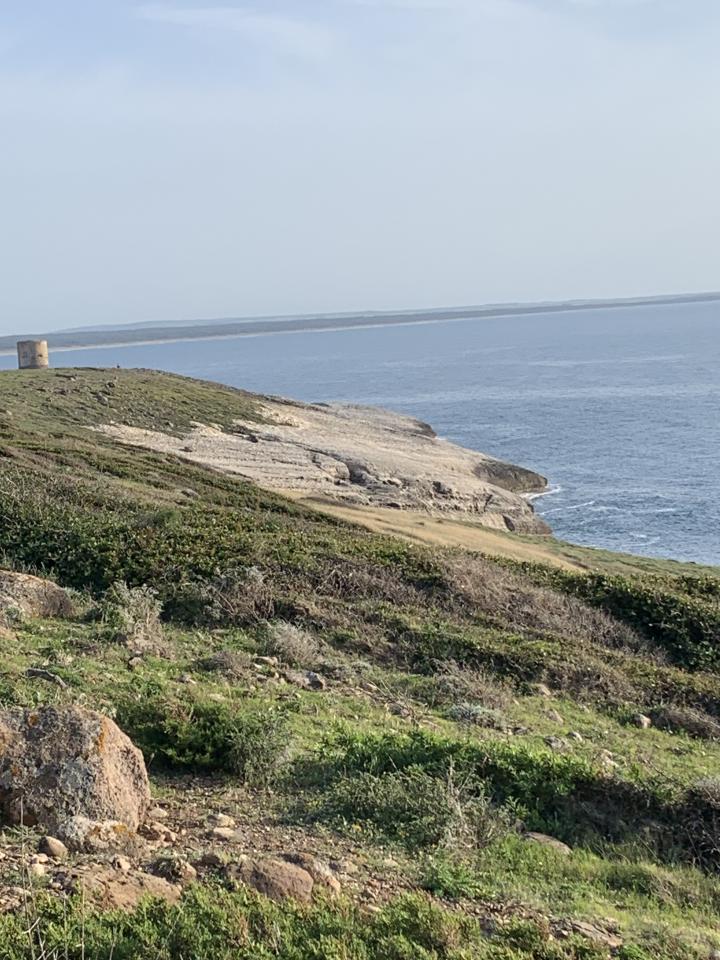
[97, 398, 549, 534]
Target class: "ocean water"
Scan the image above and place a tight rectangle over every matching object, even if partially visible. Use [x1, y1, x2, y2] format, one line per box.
[5, 300, 719, 565]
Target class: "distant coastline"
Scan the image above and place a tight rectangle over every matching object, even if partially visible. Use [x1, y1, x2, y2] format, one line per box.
[2, 290, 719, 357]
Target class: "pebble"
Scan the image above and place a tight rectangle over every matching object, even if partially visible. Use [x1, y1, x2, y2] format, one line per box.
[210, 827, 240, 842]
[208, 813, 236, 829]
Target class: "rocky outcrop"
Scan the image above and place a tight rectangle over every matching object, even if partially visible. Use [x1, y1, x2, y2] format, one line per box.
[97, 398, 550, 534]
[0, 706, 150, 848]
[0, 571, 73, 621]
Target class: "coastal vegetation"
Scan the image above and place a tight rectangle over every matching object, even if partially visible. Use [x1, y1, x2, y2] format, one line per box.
[0, 369, 718, 959]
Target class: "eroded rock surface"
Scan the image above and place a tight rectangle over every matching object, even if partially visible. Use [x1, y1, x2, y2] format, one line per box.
[97, 398, 549, 533]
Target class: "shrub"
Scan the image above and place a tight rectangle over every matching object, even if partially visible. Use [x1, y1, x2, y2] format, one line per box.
[651, 705, 720, 741]
[420, 853, 486, 900]
[197, 648, 254, 680]
[169, 566, 275, 627]
[315, 765, 511, 851]
[99, 581, 164, 652]
[444, 703, 508, 730]
[117, 694, 290, 786]
[262, 621, 323, 668]
[506, 562, 720, 671]
[417, 661, 510, 710]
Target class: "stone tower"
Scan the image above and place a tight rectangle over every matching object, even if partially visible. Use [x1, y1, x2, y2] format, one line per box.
[16, 340, 49, 370]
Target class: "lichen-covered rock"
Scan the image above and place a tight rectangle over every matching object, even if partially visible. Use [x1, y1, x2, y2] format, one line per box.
[0, 571, 73, 621]
[0, 706, 150, 842]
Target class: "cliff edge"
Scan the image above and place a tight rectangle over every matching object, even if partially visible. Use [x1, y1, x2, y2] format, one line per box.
[98, 392, 549, 535]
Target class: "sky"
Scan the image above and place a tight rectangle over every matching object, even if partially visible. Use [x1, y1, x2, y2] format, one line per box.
[1, 1, 719, 335]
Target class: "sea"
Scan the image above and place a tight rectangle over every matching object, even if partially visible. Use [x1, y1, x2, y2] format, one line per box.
[4, 300, 719, 566]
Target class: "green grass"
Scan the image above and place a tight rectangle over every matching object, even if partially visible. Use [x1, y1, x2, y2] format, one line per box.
[0, 368, 718, 958]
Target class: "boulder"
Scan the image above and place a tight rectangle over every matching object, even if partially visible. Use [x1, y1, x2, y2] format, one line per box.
[525, 832, 572, 856]
[38, 836, 68, 861]
[58, 866, 181, 911]
[0, 571, 72, 621]
[225, 856, 314, 903]
[0, 706, 150, 845]
[283, 852, 341, 894]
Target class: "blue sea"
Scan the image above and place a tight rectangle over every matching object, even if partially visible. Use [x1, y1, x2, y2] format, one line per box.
[5, 301, 719, 565]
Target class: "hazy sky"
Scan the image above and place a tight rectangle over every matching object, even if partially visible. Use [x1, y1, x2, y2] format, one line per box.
[1, 1, 719, 334]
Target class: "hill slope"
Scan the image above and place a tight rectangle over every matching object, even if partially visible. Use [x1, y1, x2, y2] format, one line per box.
[0, 368, 718, 959]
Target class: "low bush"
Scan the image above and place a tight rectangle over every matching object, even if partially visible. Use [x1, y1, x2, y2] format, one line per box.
[420, 853, 486, 900]
[651, 705, 720, 740]
[99, 581, 164, 651]
[506, 562, 720, 672]
[0, 883, 620, 960]
[261, 621, 324, 668]
[117, 694, 290, 786]
[313, 765, 512, 851]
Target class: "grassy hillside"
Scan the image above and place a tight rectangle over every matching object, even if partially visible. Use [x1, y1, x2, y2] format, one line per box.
[0, 368, 719, 960]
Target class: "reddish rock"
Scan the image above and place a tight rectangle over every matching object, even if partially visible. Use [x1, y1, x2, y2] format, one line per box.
[0, 706, 150, 843]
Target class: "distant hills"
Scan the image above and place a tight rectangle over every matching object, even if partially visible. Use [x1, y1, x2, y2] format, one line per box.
[2, 290, 719, 355]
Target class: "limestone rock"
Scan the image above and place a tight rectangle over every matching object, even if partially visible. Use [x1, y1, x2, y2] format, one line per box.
[0, 706, 150, 842]
[226, 856, 314, 903]
[525, 832, 572, 856]
[150, 855, 197, 885]
[97, 399, 550, 535]
[0, 571, 72, 621]
[38, 836, 68, 861]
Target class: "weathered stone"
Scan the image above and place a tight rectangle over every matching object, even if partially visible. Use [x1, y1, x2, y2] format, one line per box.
[150, 856, 197, 885]
[58, 867, 181, 910]
[209, 826, 240, 842]
[59, 816, 137, 854]
[140, 820, 177, 844]
[0, 706, 150, 842]
[208, 813, 236, 829]
[39, 836, 68, 861]
[566, 920, 623, 949]
[226, 856, 314, 903]
[0, 572, 72, 621]
[283, 853, 341, 894]
[525, 832, 572, 856]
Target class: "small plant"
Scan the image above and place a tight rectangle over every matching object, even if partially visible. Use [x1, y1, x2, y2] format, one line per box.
[171, 566, 274, 627]
[421, 661, 510, 710]
[99, 581, 164, 652]
[444, 702, 508, 730]
[198, 648, 254, 679]
[651, 705, 720, 741]
[420, 853, 486, 900]
[262, 621, 323, 668]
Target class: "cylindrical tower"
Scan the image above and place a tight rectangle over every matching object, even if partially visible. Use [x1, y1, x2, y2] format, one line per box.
[16, 340, 49, 370]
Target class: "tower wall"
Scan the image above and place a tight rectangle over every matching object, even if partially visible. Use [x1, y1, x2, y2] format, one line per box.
[17, 340, 49, 370]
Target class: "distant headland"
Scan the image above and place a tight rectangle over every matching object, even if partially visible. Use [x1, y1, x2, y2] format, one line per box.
[2, 290, 719, 356]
